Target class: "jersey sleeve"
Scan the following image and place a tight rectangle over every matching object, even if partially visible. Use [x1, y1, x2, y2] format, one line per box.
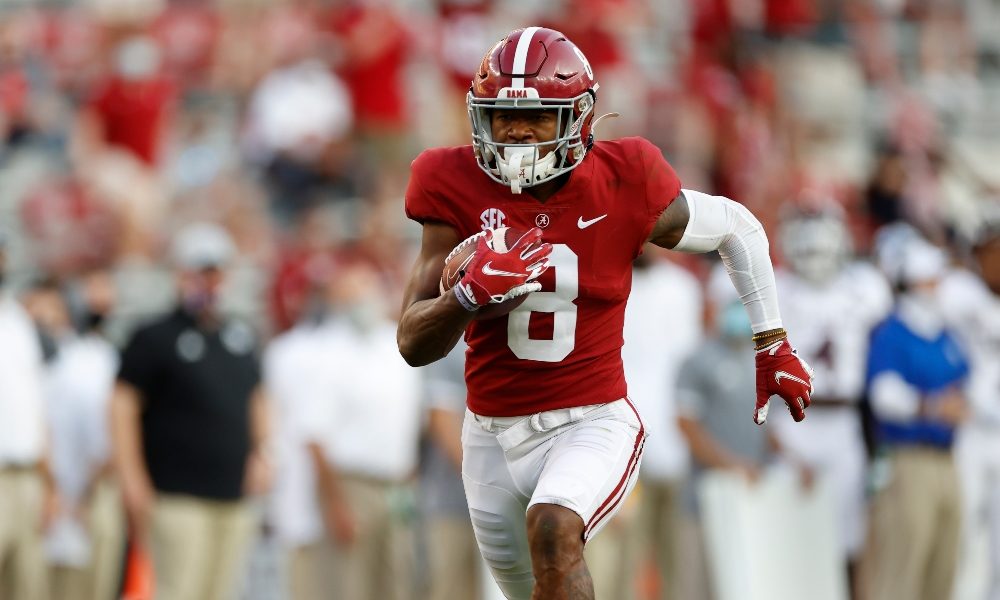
[404, 149, 460, 230]
[638, 138, 681, 244]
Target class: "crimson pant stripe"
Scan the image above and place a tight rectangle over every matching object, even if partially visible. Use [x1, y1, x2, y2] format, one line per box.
[585, 437, 644, 539]
[584, 399, 645, 535]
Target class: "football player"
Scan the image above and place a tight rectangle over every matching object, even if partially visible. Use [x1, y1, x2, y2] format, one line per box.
[771, 209, 892, 591]
[940, 217, 1000, 600]
[396, 27, 814, 600]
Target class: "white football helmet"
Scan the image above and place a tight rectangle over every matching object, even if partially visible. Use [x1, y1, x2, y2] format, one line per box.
[779, 212, 852, 285]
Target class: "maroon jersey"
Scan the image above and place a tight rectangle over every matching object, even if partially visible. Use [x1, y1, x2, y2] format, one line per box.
[405, 137, 680, 416]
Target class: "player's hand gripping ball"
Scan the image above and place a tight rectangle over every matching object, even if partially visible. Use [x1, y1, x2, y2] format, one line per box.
[440, 226, 552, 319]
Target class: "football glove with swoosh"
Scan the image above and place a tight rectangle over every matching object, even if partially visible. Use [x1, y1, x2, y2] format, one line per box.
[754, 338, 815, 424]
[454, 227, 552, 311]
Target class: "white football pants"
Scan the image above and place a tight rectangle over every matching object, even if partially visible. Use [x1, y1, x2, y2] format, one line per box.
[953, 427, 1000, 600]
[772, 407, 868, 558]
[461, 398, 647, 600]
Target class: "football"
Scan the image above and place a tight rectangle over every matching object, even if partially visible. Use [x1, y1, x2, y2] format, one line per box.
[440, 227, 536, 320]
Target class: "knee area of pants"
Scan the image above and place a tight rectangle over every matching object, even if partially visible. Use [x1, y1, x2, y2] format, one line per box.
[469, 508, 526, 574]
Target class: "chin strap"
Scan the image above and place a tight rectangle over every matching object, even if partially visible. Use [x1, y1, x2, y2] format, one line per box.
[496, 148, 558, 195]
[505, 150, 527, 194]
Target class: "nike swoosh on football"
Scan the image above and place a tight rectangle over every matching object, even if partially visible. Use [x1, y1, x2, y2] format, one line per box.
[446, 253, 476, 282]
[482, 262, 524, 277]
[577, 214, 608, 229]
[774, 371, 809, 387]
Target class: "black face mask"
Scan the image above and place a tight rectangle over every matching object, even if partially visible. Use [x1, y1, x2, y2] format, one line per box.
[85, 310, 107, 330]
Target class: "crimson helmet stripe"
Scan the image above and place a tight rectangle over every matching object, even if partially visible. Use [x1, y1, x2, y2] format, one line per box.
[510, 26, 540, 89]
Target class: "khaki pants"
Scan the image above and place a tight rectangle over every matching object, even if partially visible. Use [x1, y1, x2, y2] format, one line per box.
[150, 494, 256, 600]
[425, 516, 481, 600]
[622, 479, 682, 600]
[0, 469, 47, 600]
[287, 541, 335, 600]
[48, 479, 126, 600]
[585, 504, 635, 600]
[49, 565, 89, 600]
[332, 476, 413, 600]
[862, 447, 962, 600]
[287, 540, 340, 600]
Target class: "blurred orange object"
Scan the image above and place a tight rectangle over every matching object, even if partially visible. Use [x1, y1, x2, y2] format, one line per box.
[121, 541, 155, 600]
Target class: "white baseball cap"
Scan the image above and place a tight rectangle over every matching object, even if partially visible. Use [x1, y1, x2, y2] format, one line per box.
[900, 239, 947, 286]
[170, 222, 236, 271]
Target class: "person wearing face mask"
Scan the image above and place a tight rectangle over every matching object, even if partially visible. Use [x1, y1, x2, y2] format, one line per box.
[110, 222, 272, 600]
[677, 265, 788, 487]
[43, 270, 124, 600]
[861, 239, 970, 600]
[675, 265, 785, 600]
[299, 260, 422, 600]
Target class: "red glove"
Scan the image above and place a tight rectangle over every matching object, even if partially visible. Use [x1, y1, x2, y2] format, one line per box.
[453, 228, 552, 310]
[754, 338, 814, 424]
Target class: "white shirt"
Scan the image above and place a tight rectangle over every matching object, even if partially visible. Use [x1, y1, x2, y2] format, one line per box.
[775, 262, 893, 402]
[624, 261, 703, 482]
[0, 293, 47, 464]
[263, 324, 328, 547]
[44, 333, 118, 565]
[46, 333, 119, 499]
[771, 262, 893, 453]
[246, 59, 353, 162]
[305, 317, 422, 482]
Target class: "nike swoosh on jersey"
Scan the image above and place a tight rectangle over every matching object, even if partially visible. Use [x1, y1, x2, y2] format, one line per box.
[577, 214, 608, 229]
[774, 371, 810, 387]
[482, 262, 524, 277]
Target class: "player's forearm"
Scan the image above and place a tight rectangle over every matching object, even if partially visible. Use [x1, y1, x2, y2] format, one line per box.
[677, 416, 744, 470]
[248, 387, 272, 453]
[673, 189, 782, 333]
[308, 442, 347, 505]
[109, 382, 152, 489]
[397, 293, 476, 367]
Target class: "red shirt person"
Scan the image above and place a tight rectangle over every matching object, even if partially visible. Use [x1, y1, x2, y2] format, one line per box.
[84, 36, 176, 167]
[397, 27, 814, 600]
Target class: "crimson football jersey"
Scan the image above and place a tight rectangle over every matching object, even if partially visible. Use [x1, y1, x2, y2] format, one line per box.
[405, 137, 680, 416]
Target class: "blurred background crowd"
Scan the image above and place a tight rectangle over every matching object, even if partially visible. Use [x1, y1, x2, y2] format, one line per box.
[0, 0, 999, 599]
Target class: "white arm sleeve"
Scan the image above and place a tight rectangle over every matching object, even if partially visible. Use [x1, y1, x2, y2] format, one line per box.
[869, 372, 922, 421]
[672, 189, 782, 333]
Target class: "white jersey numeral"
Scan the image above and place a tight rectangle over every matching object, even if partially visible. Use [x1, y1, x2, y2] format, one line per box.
[507, 244, 578, 362]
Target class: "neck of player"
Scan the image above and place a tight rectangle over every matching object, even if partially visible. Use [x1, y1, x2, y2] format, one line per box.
[524, 173, 569, 203]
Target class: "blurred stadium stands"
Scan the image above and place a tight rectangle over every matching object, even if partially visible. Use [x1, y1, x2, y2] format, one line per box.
[1, 0, 999, 599]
